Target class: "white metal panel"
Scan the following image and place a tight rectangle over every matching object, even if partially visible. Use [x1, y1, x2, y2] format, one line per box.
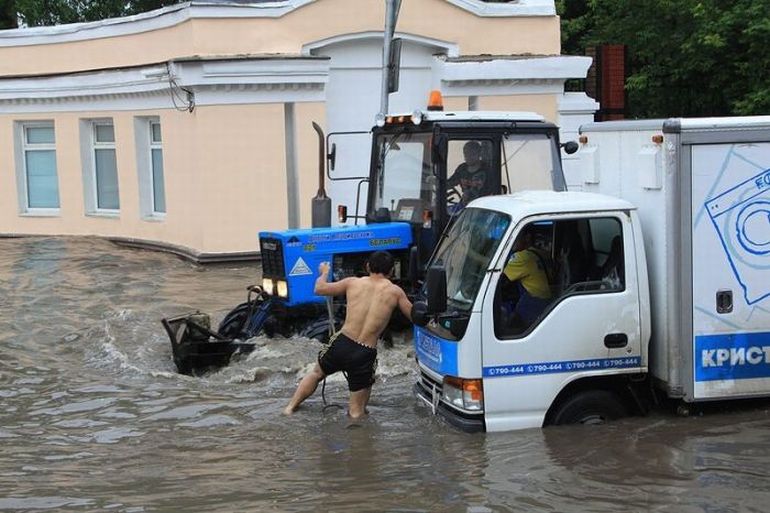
[691, 142, 770, 399]
[479, 212, 643, 432]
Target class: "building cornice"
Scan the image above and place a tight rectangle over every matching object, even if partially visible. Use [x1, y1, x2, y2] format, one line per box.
[0, 1, 316, 47]
[0, 56, 330, 113]
[0, 1, 555, 48]
[432, 54, 592, 96]
[444, 0, 555, 17]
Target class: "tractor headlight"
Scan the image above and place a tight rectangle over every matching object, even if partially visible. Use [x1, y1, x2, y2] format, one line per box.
[442, 376, 484, 411]
[276, 280, 288, 298]
[262, 278, 274, 295]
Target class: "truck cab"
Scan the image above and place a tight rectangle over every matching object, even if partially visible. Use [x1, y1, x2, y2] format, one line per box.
[413, 191, 651, 432]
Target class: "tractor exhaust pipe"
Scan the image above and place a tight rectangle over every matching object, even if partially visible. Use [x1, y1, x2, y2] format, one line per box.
[311, 122, 332, 227]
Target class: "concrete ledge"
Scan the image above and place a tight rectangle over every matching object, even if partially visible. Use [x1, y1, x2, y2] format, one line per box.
[0, 233, 260, 264]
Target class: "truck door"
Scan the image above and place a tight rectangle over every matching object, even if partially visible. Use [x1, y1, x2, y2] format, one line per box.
[479, 213, 643, 432]
[691, 141, 770, 399]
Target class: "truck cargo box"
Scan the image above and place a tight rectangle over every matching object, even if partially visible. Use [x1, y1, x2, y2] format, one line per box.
[579, 117, 770, 402]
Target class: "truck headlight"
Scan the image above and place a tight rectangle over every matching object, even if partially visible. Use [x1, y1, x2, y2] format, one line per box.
[262, 278, 274, 295]
[276, 280, 288, 298]
[443, 376, 483, 411]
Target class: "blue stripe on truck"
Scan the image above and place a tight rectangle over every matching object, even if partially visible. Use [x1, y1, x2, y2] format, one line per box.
[483, 356, 641, 378]
[695, 332, 770, 382]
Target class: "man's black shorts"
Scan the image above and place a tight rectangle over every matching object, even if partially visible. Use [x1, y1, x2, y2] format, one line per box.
[318, 333, 377, 392]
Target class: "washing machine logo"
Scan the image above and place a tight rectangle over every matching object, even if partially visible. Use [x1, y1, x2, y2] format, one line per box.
[706, 168, 770, 305]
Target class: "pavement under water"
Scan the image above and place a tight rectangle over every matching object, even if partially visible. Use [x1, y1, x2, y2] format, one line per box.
[2, 237, 770, 512]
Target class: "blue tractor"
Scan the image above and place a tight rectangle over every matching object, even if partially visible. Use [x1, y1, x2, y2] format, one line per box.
[162, 96, 578, 374]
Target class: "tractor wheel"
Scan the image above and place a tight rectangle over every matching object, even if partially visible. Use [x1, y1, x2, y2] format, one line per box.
[299, 317, 340, 344]
[217, 302, 252, 339]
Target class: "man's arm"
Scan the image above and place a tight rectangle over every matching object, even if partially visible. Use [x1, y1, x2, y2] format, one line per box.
[397, 287, 414, 321]
[314, 262, 353, 297]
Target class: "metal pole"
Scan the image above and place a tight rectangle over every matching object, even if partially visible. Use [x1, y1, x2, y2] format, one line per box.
[284, 103, 299, 229]
[380, 0, 401, 117]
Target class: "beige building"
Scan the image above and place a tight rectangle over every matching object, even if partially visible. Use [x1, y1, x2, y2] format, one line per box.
[0, 0, 597, 261]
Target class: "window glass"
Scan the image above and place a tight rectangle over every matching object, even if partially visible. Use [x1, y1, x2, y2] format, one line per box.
[26, 126, 55, 144]
[95, 124, 115, 143]
[494, 217, 623, 338]
[95, 148, 120, 210]
[25, 150, 59, 208]
[446, 139, 495, 214]
[371, 132, 434, 222]
[431, 207, 511, 313]
[500, 133, 564, 193]
[151, 122, 162, 143]
[151, 148, 165, 213]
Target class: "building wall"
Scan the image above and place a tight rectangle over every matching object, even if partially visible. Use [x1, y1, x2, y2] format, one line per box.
[0, 0, 594, 258]
[0, 103, 326, 254]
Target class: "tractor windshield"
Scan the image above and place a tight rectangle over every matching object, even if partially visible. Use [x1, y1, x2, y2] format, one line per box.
[432, 207, 511, 313]
[371, 131, 435, 223]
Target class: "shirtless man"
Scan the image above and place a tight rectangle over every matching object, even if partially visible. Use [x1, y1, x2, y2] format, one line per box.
[283, 251, 413, 418]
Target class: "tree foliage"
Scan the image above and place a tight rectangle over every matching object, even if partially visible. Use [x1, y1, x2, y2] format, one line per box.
[0, 0, 18, 29]
[12, 0, 179, 27]
[558, 0, 770, 117]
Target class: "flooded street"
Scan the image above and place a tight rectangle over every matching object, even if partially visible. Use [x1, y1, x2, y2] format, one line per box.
[2, 237, 770, 512]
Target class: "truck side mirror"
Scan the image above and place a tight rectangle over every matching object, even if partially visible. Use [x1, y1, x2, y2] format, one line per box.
[562, 141, 579, 154]
[425, 266, 447, 314]
[411, 301, 429, 327]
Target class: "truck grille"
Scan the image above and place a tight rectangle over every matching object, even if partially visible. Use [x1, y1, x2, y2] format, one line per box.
[260, 237, 285, 278]
[417, 369, 443, 397]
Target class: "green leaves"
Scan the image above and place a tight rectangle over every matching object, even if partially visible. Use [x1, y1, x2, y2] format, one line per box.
[12, 0, 178, 27]
[559, 0, 770, 117]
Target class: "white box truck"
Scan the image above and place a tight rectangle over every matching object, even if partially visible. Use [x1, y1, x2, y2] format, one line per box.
[411, 117, 770, 432]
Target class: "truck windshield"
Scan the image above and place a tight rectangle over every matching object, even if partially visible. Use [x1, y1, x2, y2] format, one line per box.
[371, 132, 435, 222]
[432, 208, 511, 312]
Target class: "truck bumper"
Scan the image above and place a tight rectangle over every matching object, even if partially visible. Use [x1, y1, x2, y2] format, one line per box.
[413, 381, 485, 433]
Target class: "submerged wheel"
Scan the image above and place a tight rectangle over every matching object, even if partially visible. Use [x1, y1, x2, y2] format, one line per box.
[548, 390, 627, 426]
[218, 302, 252, 339]
[299, 317, 341, 344]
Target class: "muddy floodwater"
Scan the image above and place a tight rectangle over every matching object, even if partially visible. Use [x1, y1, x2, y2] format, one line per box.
[3, 237, 770, 512]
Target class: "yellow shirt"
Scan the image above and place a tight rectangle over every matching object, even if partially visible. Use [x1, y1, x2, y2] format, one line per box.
[503, 249, 552, 299]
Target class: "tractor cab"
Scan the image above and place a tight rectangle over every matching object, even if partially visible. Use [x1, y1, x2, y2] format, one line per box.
[358, 108, 569, 267]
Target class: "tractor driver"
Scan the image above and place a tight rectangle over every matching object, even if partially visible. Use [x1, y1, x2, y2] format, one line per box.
[447, 141, 493, 211]
[283, 251, 413, 419]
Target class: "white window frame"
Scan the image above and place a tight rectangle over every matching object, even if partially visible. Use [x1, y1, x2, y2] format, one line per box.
[149, 120, 165, 216]
[14, 121, 60, 216]
[134, 116, 166, 220]
[82, 119, 120, 216]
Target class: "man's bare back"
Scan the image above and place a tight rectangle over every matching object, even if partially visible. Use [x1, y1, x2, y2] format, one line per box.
[332, 274, 411, 347]
[283, 251, 412, 417]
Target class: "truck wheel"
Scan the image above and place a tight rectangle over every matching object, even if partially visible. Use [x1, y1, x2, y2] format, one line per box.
[549, 390, 627, 426]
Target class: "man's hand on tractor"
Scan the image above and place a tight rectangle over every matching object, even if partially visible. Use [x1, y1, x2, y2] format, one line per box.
[318, 262, 330, 276]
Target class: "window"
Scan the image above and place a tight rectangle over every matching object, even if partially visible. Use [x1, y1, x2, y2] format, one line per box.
[494, 217, 624, 338]
[19, 123, 60, 210]
[134, 117, 166, 219]
[446, 139, 497, 213]
[92, 121, 120, 211]
[500, 133, 564, 193]
[149, 121, 165, 214]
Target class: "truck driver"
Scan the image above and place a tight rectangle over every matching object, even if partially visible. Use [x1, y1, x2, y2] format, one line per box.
[502, 226, 553, 330]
